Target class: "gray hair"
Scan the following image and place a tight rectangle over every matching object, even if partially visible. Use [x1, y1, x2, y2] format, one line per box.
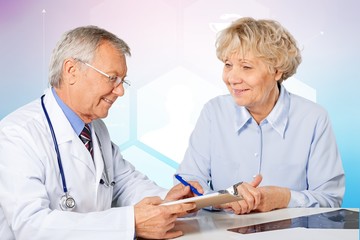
[49, 26, 131, 87]
[216, 17, 301, 82]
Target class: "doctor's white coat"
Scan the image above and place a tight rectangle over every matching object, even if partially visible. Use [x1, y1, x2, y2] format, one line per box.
[0, 89, 167, 239]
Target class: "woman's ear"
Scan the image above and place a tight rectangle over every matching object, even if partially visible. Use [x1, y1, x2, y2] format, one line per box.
[274, 69, 283, 81]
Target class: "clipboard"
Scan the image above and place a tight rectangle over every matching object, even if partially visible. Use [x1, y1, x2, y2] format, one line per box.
[161, 181, 243, 210]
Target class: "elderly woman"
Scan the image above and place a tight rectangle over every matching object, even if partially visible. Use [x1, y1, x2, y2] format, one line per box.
[176, 17, 345, 214]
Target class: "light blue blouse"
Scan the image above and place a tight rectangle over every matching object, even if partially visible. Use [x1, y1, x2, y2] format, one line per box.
[176, 84, 345, 207]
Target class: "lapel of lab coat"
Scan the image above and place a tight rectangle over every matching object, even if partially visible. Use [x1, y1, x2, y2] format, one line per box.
[92, 120, 113, 184]
[43, 89, 96, 177]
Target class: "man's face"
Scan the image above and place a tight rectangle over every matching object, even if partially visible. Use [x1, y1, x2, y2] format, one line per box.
[67, 41, 128, 123]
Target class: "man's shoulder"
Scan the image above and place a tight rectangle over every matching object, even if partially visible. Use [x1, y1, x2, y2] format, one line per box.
[0, 99, 41, 130]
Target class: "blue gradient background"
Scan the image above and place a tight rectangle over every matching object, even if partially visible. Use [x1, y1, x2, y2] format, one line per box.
[0, 0, 359, 207]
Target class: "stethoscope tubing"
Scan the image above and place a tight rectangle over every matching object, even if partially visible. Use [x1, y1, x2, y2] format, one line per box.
[41, 94, 114, 211]
[41, 95, 69, 195]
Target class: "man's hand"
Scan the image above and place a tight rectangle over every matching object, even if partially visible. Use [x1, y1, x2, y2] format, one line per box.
[134, 197, 196, 239]
[165, 181, 204, 201]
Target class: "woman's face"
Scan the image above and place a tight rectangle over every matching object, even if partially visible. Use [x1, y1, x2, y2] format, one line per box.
[222, 52, 283, 120]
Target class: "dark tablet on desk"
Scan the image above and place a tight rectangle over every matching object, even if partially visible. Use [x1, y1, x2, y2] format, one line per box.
[228, 209, 359, 234]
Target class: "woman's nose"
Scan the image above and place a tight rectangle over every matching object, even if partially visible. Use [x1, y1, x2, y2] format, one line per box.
[226, 70, 243, 85]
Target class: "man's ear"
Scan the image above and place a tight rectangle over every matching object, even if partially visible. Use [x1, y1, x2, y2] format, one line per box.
[63, 58, 78, 85]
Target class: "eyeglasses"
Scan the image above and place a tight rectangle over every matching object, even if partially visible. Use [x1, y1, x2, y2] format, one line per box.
[76, 59, 131, 88]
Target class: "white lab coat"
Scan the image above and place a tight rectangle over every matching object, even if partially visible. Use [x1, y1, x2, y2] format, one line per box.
[0, 88, 168, 240]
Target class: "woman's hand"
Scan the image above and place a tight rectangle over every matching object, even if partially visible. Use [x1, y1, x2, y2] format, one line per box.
[216, 175, 262, 214]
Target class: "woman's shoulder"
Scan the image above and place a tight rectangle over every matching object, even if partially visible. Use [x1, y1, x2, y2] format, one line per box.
[287, 91, 329, 118]
[205, 94, 234, 108]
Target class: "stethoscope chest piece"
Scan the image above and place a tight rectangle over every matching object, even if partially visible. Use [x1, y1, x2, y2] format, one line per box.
[60, 193, 76, 211]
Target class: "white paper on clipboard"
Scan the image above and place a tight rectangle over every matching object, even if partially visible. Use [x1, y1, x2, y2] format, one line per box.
[161, 181, 243, 210]
[161, 192, 242, 210]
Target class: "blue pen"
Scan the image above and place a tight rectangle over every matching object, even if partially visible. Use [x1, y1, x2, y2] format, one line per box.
[174, 174, 203, 196]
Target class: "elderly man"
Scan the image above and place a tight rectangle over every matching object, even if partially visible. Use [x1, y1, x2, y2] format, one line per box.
[0, 26, 201, 240]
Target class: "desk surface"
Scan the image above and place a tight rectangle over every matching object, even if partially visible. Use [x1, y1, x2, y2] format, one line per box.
[174, 208, 359, 240]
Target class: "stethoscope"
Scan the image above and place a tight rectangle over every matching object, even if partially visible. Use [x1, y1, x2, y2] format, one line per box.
[41, 95, 115, 211]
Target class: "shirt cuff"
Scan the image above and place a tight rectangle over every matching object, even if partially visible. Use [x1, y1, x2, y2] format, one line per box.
[287, 190, 309, 207]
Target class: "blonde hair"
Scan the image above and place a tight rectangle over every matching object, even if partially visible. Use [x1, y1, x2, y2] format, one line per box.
[216, 17, 301, 82]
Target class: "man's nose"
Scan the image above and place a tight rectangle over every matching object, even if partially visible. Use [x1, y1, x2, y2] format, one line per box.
[112, 84, 125, 97]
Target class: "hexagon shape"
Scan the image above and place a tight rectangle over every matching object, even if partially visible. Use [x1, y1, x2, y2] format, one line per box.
[182, 0, 270, 84]
[103, 91, 131, 146]
[122, 145, 176, 189]
[89, 0, 180, 88]
[138, 66, 227, 163]
[283, 77, 317, 102]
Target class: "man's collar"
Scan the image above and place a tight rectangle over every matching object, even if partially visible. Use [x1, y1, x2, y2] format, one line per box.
[51, 87, 88, 135]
